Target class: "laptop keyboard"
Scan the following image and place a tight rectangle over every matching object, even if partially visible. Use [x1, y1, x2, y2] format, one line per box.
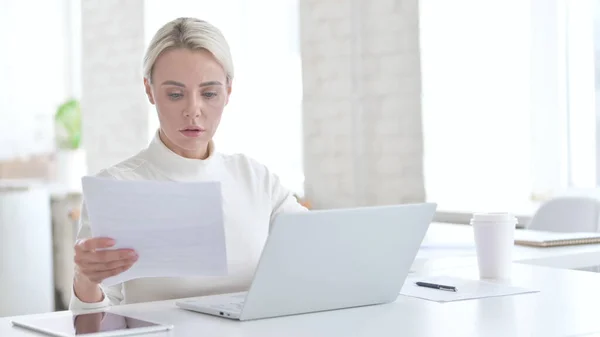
[209, 293, 246, 313]
[210, 302, 244, 312]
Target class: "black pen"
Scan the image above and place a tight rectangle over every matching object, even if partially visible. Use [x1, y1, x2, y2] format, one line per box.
[415, 281, 457, 292]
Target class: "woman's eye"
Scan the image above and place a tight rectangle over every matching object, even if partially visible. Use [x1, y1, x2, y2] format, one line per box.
[202, 92, 218, 99]
[168, 93, 183, 100]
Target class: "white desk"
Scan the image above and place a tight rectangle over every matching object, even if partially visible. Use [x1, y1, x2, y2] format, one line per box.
[415, 222, 600, 273]
[3, 223, 600, 337]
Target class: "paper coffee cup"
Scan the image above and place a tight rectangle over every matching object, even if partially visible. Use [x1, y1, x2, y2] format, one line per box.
[470, 213, 517, 279]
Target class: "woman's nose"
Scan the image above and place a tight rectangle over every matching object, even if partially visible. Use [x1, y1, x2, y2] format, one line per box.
[184, 96, 202, 118]
[184, 109, 200, 118]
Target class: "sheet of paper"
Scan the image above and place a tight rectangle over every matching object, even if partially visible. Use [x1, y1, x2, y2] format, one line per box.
[400, 276, 539, 302]
[81, 176, 228, 287]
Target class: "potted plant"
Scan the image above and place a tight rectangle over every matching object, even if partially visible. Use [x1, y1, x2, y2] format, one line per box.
[54, 98, 86, 191]
[55, 99, 81, 150]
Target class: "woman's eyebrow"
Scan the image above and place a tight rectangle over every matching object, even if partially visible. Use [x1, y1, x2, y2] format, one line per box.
[161, 80, 185, 87]
[199, 81, 223, 87]
[161, 80, 223, 87]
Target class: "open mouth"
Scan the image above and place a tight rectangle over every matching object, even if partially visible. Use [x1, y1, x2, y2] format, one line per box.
[181, 126, 204, 132]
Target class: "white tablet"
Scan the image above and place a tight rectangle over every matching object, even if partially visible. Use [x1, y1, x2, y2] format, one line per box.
[11, 311, 173, 337]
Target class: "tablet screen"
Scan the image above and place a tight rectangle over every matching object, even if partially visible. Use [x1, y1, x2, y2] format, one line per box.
[12, 311, 171, 336]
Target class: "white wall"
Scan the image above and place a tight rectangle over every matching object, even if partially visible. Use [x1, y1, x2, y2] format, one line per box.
[300, 0, 426, 208]
[81, 0, 150, 175]
[0, 0, 71, 160]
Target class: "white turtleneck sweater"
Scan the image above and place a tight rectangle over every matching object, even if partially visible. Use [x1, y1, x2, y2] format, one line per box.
[69, 132, 307, 310]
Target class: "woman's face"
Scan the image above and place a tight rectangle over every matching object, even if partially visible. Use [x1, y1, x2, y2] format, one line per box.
[144, 48, 231, 159]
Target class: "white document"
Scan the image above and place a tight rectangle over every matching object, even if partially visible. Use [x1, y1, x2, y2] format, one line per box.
[400, 276, 539, 303]
[81, 176, 228, 287]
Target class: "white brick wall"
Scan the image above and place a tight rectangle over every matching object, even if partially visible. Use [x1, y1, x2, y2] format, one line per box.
[81, 0, 150, 175]
[300, 0, 426, 208]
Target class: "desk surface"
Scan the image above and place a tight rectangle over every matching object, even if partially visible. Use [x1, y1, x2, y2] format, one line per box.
[416, 222, 600, 272]
[3, 223, 600, 337]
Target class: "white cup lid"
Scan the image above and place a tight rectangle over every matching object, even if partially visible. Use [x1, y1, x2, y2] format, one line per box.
[470, 212, 517, 223]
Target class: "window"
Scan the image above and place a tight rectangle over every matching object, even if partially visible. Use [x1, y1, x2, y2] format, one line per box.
[145, 0, 304, 195]
[530, 0, 598, 197]
[563, 0, 596, 189]
[0, 0, 74, 159]
[420, 0, 534, 215]
[422, 0, 600, 217]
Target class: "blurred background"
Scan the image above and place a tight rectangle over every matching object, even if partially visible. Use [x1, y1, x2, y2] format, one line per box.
[1, 0, 598, 317]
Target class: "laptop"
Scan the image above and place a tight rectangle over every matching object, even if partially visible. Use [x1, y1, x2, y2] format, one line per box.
[175, 202, 437, 321]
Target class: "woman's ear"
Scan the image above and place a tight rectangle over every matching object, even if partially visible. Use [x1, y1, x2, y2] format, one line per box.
[144, 77, 155, 105]
[225, 81, 233, 106]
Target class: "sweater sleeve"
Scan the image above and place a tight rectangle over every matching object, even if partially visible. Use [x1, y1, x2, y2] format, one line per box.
[267, 168, 308, 224]
[240, 154, 308, 221]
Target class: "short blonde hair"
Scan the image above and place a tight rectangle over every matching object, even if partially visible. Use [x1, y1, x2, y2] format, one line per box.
[143, 17, 234, 83]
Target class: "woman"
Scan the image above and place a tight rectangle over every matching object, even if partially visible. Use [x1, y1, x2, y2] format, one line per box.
[70, 17, 307, 310]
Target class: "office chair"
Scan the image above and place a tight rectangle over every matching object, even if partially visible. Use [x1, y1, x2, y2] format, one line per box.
[527, 196, 600, 233]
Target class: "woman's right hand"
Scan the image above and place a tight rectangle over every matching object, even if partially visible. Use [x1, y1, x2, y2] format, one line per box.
[74, 237, 138, 284]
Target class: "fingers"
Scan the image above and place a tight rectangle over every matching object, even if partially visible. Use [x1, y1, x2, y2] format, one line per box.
[84, 263, 135, 284]
[75, 247, 136, 266]
[89, 249, 137, 264]
[75, 237, 116, 252]
[73, 237, 139, 284]
[82, 255, 138, 273]
[74, 237, 136, 263]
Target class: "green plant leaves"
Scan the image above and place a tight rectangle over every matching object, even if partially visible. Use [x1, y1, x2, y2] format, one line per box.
[55, 98, 82, 150]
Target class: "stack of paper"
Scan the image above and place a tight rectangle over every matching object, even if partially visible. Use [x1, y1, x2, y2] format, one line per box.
[81, 176, 228, 286]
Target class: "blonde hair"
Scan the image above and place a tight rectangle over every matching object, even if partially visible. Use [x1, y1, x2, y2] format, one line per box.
[143, 17, 234, 83]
